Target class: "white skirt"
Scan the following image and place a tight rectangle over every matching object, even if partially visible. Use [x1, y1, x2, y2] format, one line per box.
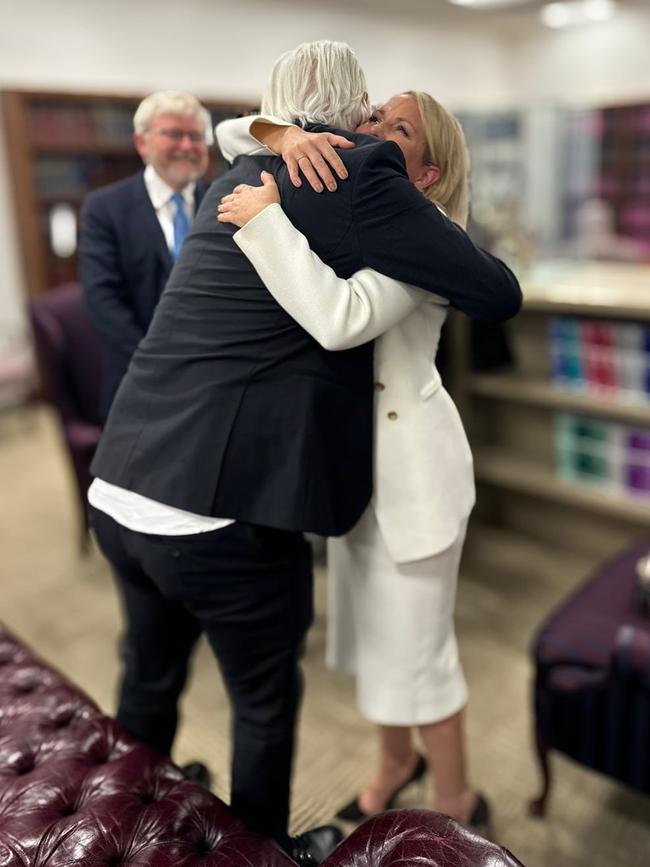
[326, 507, 468, 726]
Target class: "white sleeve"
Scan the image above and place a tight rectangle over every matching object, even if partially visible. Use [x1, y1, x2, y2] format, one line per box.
[215, 115, 292, 163]
[234, 203, 434, 351]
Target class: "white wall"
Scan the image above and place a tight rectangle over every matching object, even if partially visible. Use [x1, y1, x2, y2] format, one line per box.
[502, 4, 650, 106]
[0, 0, 510, 106]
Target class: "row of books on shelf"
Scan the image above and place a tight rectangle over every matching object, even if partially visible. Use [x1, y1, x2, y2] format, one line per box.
[555, 413, 650, 499]
[35, 155, 140, 198]
[28, 103, 136, 148]
[549, 317, 650, 402]
[601, 104, 650, 135]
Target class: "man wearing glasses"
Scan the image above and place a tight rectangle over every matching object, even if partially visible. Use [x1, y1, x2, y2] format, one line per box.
[79, 90, 210, 418]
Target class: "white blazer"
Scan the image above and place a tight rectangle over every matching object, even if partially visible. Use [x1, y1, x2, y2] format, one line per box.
[219, 121, 475, 563]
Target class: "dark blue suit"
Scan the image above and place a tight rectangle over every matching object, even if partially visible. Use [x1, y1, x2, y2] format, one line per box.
[90, 130, 521, 845]
[78, 171, 208, 418]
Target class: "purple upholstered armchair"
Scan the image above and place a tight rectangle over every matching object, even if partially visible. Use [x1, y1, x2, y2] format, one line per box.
[0, 624, 525, 867]
[29, 283, 103, 551]
[530, 539, 650, 815]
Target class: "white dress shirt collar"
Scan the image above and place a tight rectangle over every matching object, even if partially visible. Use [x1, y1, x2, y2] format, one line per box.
[143, 164, 196, 211]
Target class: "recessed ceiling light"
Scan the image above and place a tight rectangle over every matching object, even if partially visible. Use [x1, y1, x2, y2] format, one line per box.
[584, 0, 615, 21]
[541, 0, 617, 28]
[541, 2, 572, 27]
[447, 0, 536, 8]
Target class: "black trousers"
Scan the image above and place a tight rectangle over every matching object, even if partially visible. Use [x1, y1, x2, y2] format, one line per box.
[90, 506, 313, 845]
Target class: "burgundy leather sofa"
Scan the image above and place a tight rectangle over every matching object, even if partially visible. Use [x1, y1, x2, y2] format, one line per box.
[0, 625, 524, 866]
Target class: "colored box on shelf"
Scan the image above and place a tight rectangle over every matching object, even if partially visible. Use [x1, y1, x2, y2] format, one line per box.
[554, 414, 625, 491]
[616, 323, 645, 350]
[626, 429, 650, 452]
[573, 416, 610, 443]
[623, 426, 650, 498]
[550, 347, 584, 389]
[583, 346, 618, 395]
[617, 349, 648, 400]
[573, 448, 609, 483]
[582, 321, 615, 348]
[549, 317, 580, 344]
[624, 461, 650, 498]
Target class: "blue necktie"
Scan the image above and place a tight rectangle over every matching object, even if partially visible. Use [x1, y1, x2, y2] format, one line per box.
[171, 192, 190, 260]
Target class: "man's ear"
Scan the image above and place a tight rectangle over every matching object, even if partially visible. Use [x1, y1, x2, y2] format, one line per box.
[415, 164, 440, 191]
[134, 132, 148, 162]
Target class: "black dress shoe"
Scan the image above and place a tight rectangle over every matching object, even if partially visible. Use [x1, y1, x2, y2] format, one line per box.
[467, 792, 491, 836]
[336, 753, 427, 822]
[288, 824, 344, 865]
[180, 761, 212, 790]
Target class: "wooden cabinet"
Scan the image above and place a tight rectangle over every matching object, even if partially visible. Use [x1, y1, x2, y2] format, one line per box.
[462, 262, 650, 562]
[1, 90, 255, 296]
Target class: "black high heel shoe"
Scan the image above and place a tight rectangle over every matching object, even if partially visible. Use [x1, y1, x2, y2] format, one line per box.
[467, 792, 491, 837]
[336, 754, 427, 822]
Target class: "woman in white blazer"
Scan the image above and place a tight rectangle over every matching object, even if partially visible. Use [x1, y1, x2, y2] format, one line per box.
[216, 93, 486, 830]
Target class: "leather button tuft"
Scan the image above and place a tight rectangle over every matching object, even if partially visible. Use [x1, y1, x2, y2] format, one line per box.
[387, 411, 398, 420]
[374, 382, 385, 391]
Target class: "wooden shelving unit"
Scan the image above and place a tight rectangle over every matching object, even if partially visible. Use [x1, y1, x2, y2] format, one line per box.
[474, 447, 650, 526]
[464, 261, 650, 561]
[2, 90, 255, 296]
[470, 374, 650, 426]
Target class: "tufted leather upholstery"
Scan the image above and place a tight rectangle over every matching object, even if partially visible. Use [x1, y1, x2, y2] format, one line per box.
[0, 625, 524, 867]
[324, 811, 525, 867]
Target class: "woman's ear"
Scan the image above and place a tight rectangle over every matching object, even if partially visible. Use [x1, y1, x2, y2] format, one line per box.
[415, 164, 441, 191]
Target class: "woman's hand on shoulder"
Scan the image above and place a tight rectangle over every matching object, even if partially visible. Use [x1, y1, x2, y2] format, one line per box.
[217, 171, 280, 228]
[252, 122, 354, 192]
[278, 127, 355, 192]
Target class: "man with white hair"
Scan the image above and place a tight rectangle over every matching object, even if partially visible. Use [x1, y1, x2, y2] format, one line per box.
[87, 42, 520, 864]
[79, 90, 211, 418]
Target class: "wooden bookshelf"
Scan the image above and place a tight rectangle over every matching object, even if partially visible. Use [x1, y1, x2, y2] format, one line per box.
[470, 374, 650, 426]
[463, 261, 650, 562]
[2, 90, 255, 296]
[598, 103, 650, 249]
[475, 447, 650, 526]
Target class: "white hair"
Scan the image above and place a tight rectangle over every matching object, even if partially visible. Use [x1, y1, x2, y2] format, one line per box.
[261, 41, 368, 132]
[133, 90, 213, 144]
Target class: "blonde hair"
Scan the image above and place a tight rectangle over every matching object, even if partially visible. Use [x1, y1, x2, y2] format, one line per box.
[405, 91, 470, 229]
[262, 41, 368, 132]
[133, 90, 212, 144]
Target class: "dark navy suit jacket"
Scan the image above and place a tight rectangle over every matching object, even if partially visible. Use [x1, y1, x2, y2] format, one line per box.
[92, 130, 521, 537]
[78, 171, 208, 417]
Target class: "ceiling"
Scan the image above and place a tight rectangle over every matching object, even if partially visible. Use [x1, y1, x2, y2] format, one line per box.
[277, 0, 643, 31]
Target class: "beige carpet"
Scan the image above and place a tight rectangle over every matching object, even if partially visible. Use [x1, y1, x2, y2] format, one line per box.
[2, 404, 650, 867]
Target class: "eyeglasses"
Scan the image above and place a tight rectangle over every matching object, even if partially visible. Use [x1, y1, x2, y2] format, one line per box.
[151, 128, 206, 144]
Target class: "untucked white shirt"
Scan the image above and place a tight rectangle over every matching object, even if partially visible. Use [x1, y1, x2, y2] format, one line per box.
[144, 164, 196, 254]
[88, 478, 234, 536]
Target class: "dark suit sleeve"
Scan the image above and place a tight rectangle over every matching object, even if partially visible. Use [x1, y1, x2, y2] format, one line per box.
[353, 141, 522, 321]
[78, 195, 146, 367]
